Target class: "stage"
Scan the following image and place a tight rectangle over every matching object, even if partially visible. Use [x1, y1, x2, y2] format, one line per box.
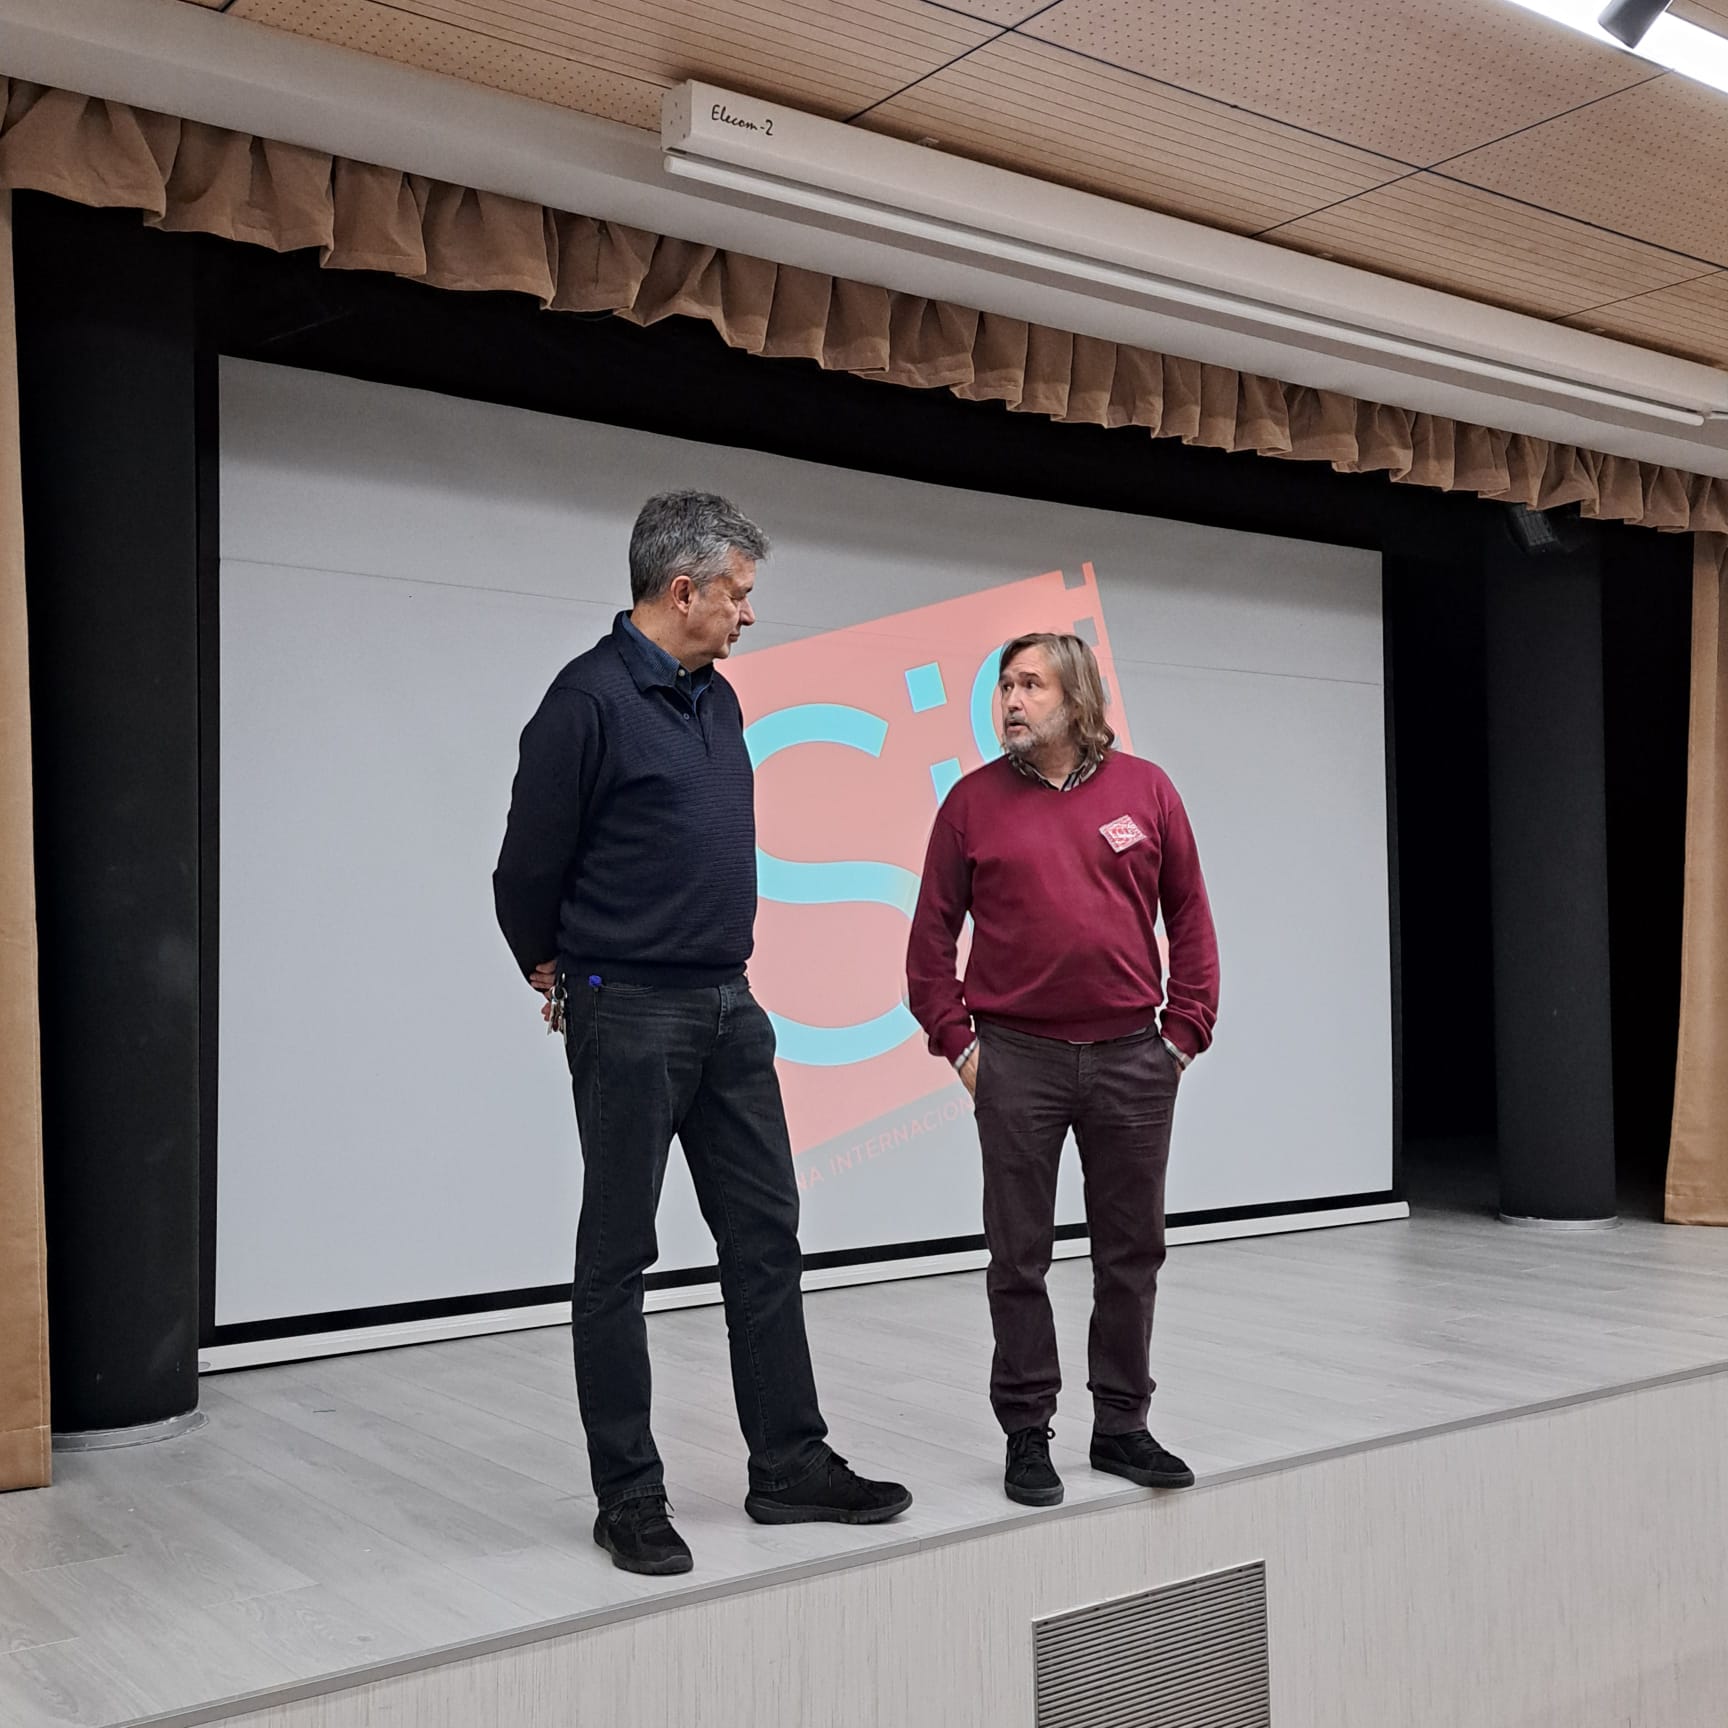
[4, 1198, 1728, 1728]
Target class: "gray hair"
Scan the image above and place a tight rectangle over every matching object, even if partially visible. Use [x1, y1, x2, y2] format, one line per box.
[628, 490, 770, 604]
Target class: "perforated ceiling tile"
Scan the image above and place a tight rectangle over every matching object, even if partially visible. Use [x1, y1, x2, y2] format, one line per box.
[863, 34, 1405, 235]
[231, 0, 665, 125]
[281, 0, 996, 120]
[1566, 269, 1728, 365]
[1446, 76, 1728, 268]
[1270, 173, 1706, 318]
[1019, 0, 1656, 167]
[931, 0, 1060, 22]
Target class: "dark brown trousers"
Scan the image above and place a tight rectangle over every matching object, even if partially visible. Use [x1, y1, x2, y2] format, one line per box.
[974, 1019, 1179, 1436]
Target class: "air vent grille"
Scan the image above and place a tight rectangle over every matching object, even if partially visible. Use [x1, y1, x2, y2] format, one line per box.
[1032, 1560, 1270, 1728]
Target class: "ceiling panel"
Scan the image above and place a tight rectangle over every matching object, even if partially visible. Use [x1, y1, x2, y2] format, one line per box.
[1565, 270, 1728, 366]
[1443, 75, 1728, 267]
[1019, 0, 1657, 167]
[230, 0, 665, 125]
[299, 0, 992, 121]
[864, 35, 1406, 236]
[1269, 174, 1707, 319]
[934, 0, 1052, 22]
[1671, 1, 1728, 34]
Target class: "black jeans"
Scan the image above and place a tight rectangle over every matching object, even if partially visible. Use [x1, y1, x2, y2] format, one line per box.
[564, 975, 830, 1508]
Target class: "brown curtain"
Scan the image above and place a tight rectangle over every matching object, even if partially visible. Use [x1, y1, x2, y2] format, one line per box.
[0, 189, 49, 1491]
[1668, 537, 1728, 1222]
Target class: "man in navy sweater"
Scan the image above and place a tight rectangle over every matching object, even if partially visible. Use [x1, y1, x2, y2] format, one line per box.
[907, 632, 1220, 1509]
[495, 491, 911, 1576]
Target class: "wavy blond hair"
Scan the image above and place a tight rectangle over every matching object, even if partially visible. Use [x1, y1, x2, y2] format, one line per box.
[998, 632, 1117, 758]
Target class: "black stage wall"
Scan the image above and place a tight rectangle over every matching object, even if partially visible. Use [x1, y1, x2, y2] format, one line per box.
[14, 193, 1692, 1427]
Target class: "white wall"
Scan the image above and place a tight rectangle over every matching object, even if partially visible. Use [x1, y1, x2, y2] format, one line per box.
[216, 358, 1390, 1329]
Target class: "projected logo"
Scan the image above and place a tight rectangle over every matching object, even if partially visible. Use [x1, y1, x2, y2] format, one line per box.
[727, 563, 1135, 1158]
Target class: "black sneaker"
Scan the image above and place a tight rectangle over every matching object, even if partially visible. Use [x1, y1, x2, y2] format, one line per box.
[592, 1495, 694, 1576]
[1004, 1425, 1064, 1507]
[1090, 1429, 1195, 1489]
[744, 1452, 913, 1525]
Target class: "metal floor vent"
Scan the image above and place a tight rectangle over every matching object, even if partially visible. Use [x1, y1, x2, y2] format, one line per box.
[1032, 1560, 1270, 1728]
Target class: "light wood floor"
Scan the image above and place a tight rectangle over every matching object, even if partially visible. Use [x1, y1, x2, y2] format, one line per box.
[4, 1196, 1728, 1727]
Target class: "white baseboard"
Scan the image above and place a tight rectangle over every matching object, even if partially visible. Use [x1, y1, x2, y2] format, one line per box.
[199, 1200, 1408, 1372]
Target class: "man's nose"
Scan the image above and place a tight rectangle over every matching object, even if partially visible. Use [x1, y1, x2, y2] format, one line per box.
[739, 600, 755, 627]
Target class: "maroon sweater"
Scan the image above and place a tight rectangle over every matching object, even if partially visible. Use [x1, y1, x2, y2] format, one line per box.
[907, 752, 1220, 1064]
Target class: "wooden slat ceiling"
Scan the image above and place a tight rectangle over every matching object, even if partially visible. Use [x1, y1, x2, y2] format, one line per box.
[188, 0, 1728, 369]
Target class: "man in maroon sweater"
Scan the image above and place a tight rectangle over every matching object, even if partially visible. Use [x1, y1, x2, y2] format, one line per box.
[907, 632, 1220, 1507]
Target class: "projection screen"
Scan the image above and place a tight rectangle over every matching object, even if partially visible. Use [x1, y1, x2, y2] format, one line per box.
[214, 358, 1393, 1340]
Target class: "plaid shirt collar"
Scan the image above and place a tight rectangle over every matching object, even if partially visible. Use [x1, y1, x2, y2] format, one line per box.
[1009, 747, 1102, 792]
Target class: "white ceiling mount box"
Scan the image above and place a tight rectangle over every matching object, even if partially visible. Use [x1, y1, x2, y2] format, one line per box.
[664, 80, 1728, 433]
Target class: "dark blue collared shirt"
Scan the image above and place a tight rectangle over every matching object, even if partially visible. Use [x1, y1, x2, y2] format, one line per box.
[615, 612, 714, 711]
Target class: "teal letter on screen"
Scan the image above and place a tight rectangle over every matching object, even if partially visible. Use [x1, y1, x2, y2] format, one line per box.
[745, 704, 921, 1067]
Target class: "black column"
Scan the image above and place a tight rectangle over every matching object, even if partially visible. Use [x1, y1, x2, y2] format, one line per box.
[1601, 529, 1693, 1209]
[1483, 522, 1617, 1224]
[17, 198, 203, 1432]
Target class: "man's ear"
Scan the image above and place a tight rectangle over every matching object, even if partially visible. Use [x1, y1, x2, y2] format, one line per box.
[668, 573, 696, 616]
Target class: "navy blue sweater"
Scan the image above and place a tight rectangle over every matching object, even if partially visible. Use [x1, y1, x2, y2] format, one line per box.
[493, 615, 757, 988]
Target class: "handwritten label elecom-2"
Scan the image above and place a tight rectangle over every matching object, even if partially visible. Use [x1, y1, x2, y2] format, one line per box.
[712, 102, 775, 137]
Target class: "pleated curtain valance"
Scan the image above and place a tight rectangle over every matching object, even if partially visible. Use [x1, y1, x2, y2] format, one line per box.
[1, 75, 1727, 532]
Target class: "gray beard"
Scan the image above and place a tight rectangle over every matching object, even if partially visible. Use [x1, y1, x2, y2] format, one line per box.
[1001, 710, 1073, 760]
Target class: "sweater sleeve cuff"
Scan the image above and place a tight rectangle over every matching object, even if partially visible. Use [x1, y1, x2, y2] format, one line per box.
[1159, 1016, 1206, 1064]
[936, 1023, 976, 1064]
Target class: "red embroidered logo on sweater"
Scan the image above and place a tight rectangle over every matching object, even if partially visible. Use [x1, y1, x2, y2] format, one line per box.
[1100, 815, 1146, 853]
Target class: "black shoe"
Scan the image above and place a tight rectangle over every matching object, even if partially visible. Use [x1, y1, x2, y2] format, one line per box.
[1004, 1425, 1064, 1507]
[1090, 1429, 1195, 1489]
[744, 1452, 913, 1525]
[592, 1495, 694, 1576]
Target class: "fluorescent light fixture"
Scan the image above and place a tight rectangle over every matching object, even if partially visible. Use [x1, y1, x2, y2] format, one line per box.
[1504, 0, 1728, 91]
